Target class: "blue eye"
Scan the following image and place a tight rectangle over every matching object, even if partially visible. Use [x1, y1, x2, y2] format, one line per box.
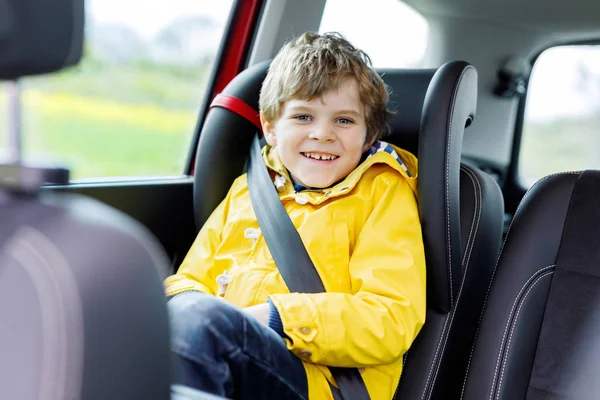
[295, 115, 311, 121]
[337, 118, 353, 124]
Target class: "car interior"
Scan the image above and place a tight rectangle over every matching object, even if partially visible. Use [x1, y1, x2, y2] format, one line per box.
[1, 0, 600, 399]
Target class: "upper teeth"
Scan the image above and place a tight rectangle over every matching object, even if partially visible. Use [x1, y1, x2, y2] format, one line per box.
[303, 153, 337, 160]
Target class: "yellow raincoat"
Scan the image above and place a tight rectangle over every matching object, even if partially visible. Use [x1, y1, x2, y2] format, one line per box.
[165, 143, 426, 400]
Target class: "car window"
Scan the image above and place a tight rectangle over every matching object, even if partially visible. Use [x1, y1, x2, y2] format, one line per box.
[319, 0, 429, 68]
[0, 0, 234, 182]
[520, 45, 600, 186]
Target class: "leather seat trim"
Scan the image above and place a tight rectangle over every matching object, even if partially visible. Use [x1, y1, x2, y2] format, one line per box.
[420, 65, 477, 400]
[459, 172, 580, 400]
[423, 165, 484, 400]
[492, 266, 555, 400]
[460, 165, 483, 268]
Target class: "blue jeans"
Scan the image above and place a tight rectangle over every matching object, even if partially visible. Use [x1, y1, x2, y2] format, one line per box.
[168, 292, 309, 400]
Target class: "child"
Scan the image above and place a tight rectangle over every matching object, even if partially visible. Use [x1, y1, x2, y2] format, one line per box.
[165, 32, 426, 400]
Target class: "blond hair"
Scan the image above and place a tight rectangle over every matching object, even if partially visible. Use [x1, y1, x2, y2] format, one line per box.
[259, 32, 392, 143]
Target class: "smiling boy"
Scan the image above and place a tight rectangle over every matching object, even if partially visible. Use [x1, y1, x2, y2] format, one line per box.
[165, 32, 426, 400]
[263, 81, 371, 188]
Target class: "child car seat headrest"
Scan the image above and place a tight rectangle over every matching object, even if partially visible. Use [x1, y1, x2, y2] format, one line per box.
[192, 61, 437, 228]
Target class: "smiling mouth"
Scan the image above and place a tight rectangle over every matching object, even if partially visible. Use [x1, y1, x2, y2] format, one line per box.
[301, 152, 340, 161]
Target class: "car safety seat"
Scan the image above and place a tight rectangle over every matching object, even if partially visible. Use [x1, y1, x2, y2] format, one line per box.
[192, 60, 504, 400]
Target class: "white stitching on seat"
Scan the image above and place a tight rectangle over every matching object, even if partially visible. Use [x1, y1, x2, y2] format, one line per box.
[420, 314, 452, 400]
[459, 166, 482, 268]
[420, 65, 475, 400]
[460, 171, 580, 400]
[495, 270, 554, 400]
[488, 265, 555, 400]
[444, 67, 475, 308]
[423, 165, 483, 399]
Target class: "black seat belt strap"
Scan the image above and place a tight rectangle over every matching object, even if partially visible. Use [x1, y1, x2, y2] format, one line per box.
[247, 134, 371, 400]
[247, 136, 326, 293]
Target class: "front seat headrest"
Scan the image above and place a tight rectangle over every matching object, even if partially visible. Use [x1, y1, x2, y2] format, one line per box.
[0, 0, 84, 79]
[0, 194, 171, 400]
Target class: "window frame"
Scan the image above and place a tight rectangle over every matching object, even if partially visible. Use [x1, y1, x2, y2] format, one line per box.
[38, 0, 263, 187]
[505, 39, 600, 210]
[184, 0, 264, 176]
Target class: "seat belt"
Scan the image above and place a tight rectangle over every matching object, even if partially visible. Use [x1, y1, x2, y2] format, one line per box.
[247, 133, 371, 400]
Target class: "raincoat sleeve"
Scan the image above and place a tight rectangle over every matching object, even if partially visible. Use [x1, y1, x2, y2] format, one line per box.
[269, 175, 427, 367]
[164, 178, 238, 297]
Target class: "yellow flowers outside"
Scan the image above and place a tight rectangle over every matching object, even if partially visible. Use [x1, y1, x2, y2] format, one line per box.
[23, 89, 194, 135]
[0, 88, 197, 179]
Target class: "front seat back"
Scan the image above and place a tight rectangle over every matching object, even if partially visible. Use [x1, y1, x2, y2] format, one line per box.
[0, 194, 172, 400]
[0, 1, 172, 399]
[462, 170, 600, 400]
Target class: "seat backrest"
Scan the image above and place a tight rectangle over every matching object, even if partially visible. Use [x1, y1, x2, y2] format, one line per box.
[0, 194, 172, 400]
[193, 60, 504, 400]
[0, 1, 172, 398]
[392, 63, 504, 400]
[462, 170, 600, 400]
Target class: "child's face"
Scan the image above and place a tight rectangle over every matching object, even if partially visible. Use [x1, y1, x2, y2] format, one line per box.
[262, 79, 371, 189]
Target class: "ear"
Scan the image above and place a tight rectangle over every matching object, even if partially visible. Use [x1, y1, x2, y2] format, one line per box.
[362, 136, 376, 152]
[261, 114, 277, 146]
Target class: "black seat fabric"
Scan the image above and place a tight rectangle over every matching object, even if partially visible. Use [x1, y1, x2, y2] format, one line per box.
[394, 63, 504, 400]
[193, 60, 270, 229]
[395, 161, 504, 400]
[0, 193, 172, 400]
[378, 68, 436, 156]
[462, 170, 600, 400]
[193, 61, 504, 400]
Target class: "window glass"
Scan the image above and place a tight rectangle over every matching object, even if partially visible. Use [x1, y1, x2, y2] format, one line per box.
[520, 45, 600, 185]
[0, 0, 234, 181]
[319, 0, 429, 68]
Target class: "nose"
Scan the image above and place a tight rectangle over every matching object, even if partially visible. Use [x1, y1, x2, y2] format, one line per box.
[308, 121, 336, 143]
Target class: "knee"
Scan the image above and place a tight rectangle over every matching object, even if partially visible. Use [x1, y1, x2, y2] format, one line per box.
[168, 292, 241, 344]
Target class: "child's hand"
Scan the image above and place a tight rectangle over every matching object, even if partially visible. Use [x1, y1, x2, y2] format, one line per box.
[243, 303, 270, 325]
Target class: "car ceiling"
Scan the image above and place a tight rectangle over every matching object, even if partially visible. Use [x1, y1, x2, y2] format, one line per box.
[406, 0, 600, 33]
